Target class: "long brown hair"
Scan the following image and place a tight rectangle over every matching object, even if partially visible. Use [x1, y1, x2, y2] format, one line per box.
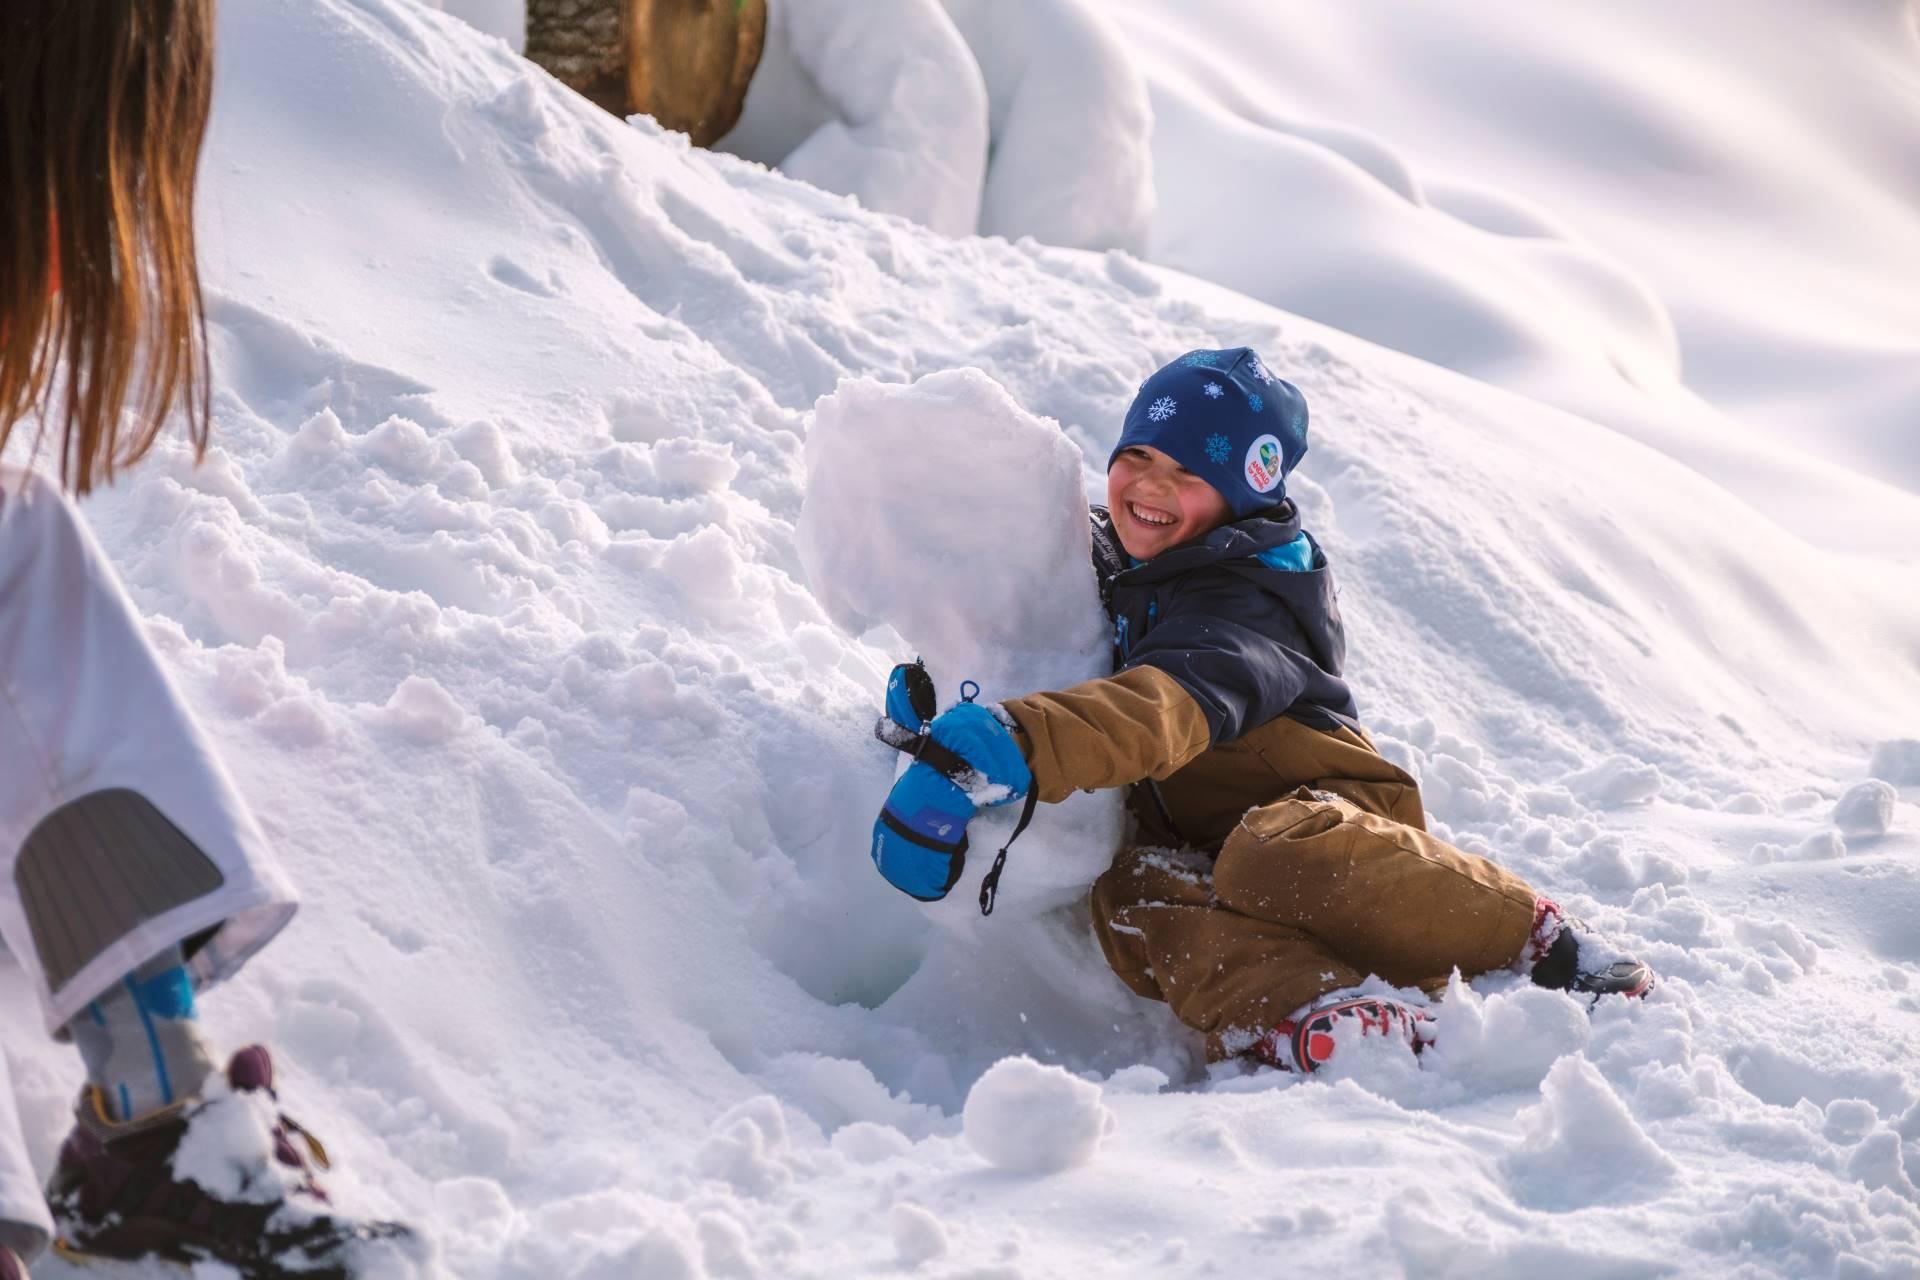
[1, 0, 216, 496]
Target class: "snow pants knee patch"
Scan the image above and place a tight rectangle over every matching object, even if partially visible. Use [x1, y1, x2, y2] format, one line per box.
[15, 789, 225, 995]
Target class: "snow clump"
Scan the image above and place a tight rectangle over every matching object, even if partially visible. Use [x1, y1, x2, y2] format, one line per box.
[1501, 1056, 1679, 1211]
[1831, 780, 1897, 837]
[962, 1055, 1115, 1174]
[891, 1202, 950, 1266]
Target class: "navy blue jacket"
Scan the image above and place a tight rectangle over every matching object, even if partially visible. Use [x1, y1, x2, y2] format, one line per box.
[1090, 504, 1360, 742]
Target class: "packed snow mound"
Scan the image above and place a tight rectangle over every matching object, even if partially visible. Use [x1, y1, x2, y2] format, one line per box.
[2, 0, 1917, 1276]
[797, 368, 1122, 918]
[720, 0, 989, 237]
[719, 0, 1155, 254]
[939, 0, 1155, 254]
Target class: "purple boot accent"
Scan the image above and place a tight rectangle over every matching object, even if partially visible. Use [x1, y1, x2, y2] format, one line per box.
[0, 1244, 26, 1279]
[47, 1046, 415, 1278]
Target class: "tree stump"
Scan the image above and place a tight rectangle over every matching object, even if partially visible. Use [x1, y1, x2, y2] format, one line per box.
[524, 0, 629, 117]
[524, 0, 768, 146]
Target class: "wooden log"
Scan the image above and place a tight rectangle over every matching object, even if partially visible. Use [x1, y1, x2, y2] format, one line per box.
[625, 0, 768, 147]
[524, 0, 630, 115]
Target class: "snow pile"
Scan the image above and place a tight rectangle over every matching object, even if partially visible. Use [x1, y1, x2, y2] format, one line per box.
[719, 0, 1154, 253]
[962, 1055, 1114, 1173]
[721, 0, 988, 238]
[938, 0, 1154, 253]
[0, 0, 1916, 1275]
[1502, 1055, 1679, 1211]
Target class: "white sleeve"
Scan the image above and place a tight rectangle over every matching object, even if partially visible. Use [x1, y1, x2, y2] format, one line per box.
[0, 469, 297, 1034]
[0, 1051, 52, 1260]
[754, 0, 990, 238]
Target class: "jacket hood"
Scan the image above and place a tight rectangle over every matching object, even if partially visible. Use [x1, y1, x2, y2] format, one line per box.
[1095, 502, 1347, 682]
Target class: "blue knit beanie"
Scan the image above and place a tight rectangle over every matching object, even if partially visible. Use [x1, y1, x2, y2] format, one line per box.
[1110, 348, 1309, 520]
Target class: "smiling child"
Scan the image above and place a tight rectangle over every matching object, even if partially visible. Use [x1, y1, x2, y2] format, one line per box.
[869, 348, 1651, 1072]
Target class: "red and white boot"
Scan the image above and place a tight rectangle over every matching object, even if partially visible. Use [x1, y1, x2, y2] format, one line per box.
[1254, 993, 1434, 1073]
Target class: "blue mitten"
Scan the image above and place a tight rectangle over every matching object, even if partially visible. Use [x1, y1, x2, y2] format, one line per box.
[870, 700, 1033, 903]
[924, 702, 1032, 807]
[871, 763, 976, 902]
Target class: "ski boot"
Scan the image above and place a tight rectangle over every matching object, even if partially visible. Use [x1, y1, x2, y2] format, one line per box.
[1527, 899, 1655, 1003]
[47, 1046, 418, 1278]
[1255, 993, 1433, 1073]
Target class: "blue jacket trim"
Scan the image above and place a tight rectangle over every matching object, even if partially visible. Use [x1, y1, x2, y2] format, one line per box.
[1256, 534, 1314, 573]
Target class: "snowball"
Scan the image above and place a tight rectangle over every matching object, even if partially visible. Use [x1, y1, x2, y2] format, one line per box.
[1502, 1056, 1678, 1211]
[1869, 739, 1920, 785]
[1832, 780, 1896, 836]
[963, 1056, 1114, 1174]
[891, 1203, 950, 1266]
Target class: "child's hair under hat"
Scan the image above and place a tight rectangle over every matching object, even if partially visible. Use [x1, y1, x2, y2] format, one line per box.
[1110, 348, 1309, 520]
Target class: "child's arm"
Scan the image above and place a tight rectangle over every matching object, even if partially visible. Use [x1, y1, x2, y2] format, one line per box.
[1003, 612, 1315, 802]
[1002, 666, 1208, 802]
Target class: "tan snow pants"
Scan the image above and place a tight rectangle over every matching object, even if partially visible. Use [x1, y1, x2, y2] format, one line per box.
[1090, 787, 1538, 1060]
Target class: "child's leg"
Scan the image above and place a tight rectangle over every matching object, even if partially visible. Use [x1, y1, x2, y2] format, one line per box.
[0, 468, 298, 1039]
[1092, 790, 1540, 1060]
[1090, 845, 1367, 1059]
[1213, 788, 1537, 988]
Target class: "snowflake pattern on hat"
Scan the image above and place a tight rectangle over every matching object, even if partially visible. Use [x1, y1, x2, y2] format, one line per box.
[1148, 395, 1178, 422]
[1249, 393, 1264, 413]
[1246, 355, 1273, 383]
[1181, 351, 1221, 368]
[1205, 433, 1232, 465]
[1203, 382, 1224, 399]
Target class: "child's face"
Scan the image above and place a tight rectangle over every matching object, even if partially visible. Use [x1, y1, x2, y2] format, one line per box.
[1107, 445, 1234, 560]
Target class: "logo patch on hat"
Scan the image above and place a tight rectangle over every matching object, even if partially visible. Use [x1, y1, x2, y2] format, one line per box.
[1245, 434, 1285, 495]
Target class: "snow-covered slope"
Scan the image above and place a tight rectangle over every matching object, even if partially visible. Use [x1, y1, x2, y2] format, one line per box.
[3, 1, 1918, 1276]
[1110, 0, 1920, 497]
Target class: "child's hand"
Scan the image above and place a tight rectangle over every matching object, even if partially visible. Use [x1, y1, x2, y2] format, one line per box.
[870, 702, 1032, 903]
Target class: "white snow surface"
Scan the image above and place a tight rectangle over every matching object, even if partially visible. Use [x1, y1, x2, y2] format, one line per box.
[0, 0, 1916, 1276]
